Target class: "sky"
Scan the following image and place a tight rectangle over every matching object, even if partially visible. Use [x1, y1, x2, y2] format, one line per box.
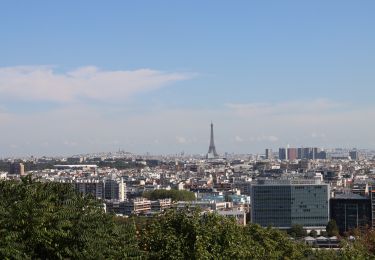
[0, 1, 375, 156]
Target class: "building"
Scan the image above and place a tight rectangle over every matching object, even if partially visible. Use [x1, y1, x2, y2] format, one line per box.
[9, 162, 25, 176]
[105, 198, 152, 215]
[67, 157, 85, 164]
[74, 179, 104, 199]
[104, 178, 126, 201]
[349, 150, 359, 161]
[123, 198, 151, 215]
[265, 149, 273, 160]
[370, 187, 375, 228]
[287, 148, 298, 161]
[176, 200, 229, 211]
[251, 179, 330, 230]
[217, 208, 247, 226]
[279, 148, 287, 160]
[151, 198, 172, 212]
[330, 193, 371, 234]
[73, 177, 126, 201]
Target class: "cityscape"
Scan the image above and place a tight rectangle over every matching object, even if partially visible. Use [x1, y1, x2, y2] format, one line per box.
[1, 1, 375, 259]
[2, 123, 375, 241]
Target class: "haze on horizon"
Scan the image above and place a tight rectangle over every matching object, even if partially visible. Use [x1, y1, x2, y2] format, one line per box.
[1, 1, 375, 157]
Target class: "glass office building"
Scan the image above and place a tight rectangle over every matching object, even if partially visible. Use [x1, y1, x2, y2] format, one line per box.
[330, 194, 371, 234]
[251, 179, 329, 229]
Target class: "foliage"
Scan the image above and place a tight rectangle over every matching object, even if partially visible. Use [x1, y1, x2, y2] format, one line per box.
[0, 176, 141, 259]
[288, 224, 307, 238]
[326, 220, 339, 237]
[309, 229, 318, 238]
[143, 189, 195, 202]
[141, 209, 313, 259]
[98, 159, 144, 170]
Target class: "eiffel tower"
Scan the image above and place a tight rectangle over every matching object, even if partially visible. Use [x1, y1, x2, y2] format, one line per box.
[207, 122, 219, 159]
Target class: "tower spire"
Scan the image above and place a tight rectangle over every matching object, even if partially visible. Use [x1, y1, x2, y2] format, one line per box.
[207, 122, 218, 158]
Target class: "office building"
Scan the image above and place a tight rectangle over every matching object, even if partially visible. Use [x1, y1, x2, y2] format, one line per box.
[9, 162, 25, 176]
[349, 150, 359, 161]
[330, 194, 371, 234]
[265, 149, 273, 160]
[73, 177, 126, 201]
[75, 179, 104, 199]
[279, 148, 287, 160]
[104, 178, 126, 201]
[105, 198, 152, 215]
[287, 148, 298, 161]
[251, 179, 329, 230]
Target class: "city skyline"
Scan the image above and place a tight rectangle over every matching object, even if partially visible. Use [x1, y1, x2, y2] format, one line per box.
[1, 1, 375, 156]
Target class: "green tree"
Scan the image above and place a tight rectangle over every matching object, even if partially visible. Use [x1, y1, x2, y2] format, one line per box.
[140, 208, 312, 259]
[326, 220, 339, 237]
[288, 224, 307, 238]
[143, 189, 195, 201]
[309, 229, 318, 238]
[0, 176, 141, 259]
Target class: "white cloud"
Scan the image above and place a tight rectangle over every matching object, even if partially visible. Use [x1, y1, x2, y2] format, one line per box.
[0, 66, 191, 102]
[226, 98, 343, 118]
[260, 135, 279, 142]
[176, 136, 187, 144]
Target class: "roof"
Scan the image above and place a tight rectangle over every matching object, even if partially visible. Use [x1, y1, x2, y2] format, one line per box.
[333, 193, 369, 200]
[304, 236, 316, 241]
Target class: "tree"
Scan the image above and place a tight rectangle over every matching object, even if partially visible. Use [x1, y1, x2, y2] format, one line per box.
[326, 220, 339, 237]
[143, 189, 195, 201]
[140, 208, 313, 259]
[309, 229, 318, 238]
[0, 176, 141, 259]
[288, 224, 307, 238]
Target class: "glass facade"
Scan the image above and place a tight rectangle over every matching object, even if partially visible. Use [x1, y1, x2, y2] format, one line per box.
[330, 197, 371, 233]
[251, 180, 329, 228]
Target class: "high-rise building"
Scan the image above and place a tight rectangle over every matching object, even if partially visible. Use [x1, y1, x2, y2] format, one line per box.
[370, 186, 375, 228]
[207, 122, 219, 159]
[74, 179, 104, 198]
[9, 162, 25, 176]
[303, 148, 312, 160]
[104, 178, 126, 201]
[349, 150, 359, 161]
[73, 177, 126, 201]
[287, 148, 298, 161]
[279, 148, 287, 160]
[265, 149, 273, 160]
[251, 179, 329, 230]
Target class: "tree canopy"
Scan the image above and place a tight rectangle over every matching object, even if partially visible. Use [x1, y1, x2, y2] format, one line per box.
[0, 176, 141, 259]
[143, 189, 196, 201]
[326, 220, 340, 237]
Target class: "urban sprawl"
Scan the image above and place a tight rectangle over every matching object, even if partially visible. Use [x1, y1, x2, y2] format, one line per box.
[2, 123, 375, 249]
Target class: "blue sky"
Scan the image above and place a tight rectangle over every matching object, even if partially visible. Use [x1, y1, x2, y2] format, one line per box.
[0, 1, 375, 156]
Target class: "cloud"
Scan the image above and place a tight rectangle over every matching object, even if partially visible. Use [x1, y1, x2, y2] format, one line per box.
[260, 135, 279, 142]
[225, 98, 343, 118]
[0, 66, 191, 103]
[248, 135, 279, 143]
[176, 136, 187, 144]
